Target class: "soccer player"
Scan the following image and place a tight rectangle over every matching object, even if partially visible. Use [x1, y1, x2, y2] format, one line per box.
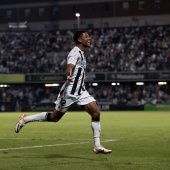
[15, 30, 112, 154]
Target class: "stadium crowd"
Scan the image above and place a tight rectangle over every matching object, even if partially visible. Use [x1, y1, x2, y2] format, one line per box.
[0, 25, 170, 73]
[0, 83, 169, 111]
[0, 26, 170, 111]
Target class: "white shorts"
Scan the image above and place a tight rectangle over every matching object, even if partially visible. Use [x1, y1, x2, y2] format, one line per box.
[54, 90, 96, 113]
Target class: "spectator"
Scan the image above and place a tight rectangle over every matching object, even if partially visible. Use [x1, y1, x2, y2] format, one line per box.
[1, 25, 170, 73]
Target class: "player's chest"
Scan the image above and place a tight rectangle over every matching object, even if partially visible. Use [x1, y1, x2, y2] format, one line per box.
[77, 57, 86, 68]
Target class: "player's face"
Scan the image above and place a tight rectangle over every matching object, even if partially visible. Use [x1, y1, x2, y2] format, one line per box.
[79, 32, 91, 48]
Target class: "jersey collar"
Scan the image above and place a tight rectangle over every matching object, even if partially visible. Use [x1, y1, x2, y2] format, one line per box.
[75, 46, 84, 54]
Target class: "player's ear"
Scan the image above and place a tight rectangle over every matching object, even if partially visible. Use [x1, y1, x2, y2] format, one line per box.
[77, 37, 82, 43]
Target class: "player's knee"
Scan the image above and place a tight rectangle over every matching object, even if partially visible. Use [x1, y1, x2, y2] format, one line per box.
[51, 115, 62, 122]
[95, 110, 100, 117]
[47, 111, 64, 122]
[51, 113, 64, 122]
[52, 118, 59, 122]
[46, 113, 59, 122]
[91, 111, 100, 121]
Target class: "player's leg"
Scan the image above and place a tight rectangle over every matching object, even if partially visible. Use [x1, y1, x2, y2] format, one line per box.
[15, 89, 71, 133]
[15, 109, 65, 133]
[81, 101, 101, 146]
[23, 109, 65, 122]
[46, 110, 65, 122]
[81, 101, 112, 154]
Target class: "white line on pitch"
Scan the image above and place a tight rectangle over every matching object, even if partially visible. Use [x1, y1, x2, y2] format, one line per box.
[0, 139, 117, 151]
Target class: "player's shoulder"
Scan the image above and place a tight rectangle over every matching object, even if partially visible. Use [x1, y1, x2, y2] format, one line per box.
[69, 46, 80, 56]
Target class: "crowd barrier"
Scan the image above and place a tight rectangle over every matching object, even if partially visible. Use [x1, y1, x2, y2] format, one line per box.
[30, 103, 144, 112]
[0, 102, 15, 112]
[1, 71, 170, 83]
[1, 102, 170, 112]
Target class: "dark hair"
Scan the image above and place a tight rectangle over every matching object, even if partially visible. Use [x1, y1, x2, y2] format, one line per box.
[73, 29, 87, 44]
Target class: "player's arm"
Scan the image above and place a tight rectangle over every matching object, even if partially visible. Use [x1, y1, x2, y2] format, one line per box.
[66, 63, 74, 81]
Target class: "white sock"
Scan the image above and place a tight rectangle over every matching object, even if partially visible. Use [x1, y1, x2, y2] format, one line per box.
[91, 121, 101, 147]
[23, 112, 47, 123]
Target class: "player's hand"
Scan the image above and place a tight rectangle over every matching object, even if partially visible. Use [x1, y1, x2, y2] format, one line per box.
[67, 75, 73, 82]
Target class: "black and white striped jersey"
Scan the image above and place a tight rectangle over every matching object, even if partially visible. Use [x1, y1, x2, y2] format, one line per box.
[54, 46, 96, 109]
[61, 46, 86, 96]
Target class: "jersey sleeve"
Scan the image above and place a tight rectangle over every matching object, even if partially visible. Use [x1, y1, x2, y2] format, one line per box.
[67, 50, 79, 65]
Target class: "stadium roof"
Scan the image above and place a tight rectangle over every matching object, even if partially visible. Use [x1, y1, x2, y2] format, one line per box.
[0, 0, 121, 5]
[0, 0, 52, 4]
[0, 0, 83, 5]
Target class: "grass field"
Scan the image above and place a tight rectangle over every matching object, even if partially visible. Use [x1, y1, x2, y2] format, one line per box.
[0, 111, 170, 170]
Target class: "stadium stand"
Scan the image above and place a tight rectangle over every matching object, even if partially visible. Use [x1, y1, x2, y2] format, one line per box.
[0, 26, 170, 111]
[0, 25, 170, 73]
[0, 83, 170, 111]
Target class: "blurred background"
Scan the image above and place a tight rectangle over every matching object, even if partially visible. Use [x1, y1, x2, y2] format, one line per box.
[0, 0, 170, 112]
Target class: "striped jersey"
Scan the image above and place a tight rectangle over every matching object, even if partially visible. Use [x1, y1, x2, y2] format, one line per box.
[61, 46, 86, 96]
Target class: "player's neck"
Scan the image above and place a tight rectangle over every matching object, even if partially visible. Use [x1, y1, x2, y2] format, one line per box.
[76, 44, 85, 51]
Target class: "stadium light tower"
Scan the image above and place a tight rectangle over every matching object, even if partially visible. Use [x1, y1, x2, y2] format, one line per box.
[75, 13, 80, 29]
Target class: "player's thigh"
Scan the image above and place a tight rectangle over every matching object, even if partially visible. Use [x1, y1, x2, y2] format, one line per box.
[81, 101, 100, 118]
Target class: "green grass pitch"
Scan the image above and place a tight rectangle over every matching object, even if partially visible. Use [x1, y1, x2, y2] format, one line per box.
[0, 111, 170, 170]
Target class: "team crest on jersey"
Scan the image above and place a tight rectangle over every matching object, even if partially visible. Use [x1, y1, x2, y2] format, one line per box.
[69, 56, 75, 62]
